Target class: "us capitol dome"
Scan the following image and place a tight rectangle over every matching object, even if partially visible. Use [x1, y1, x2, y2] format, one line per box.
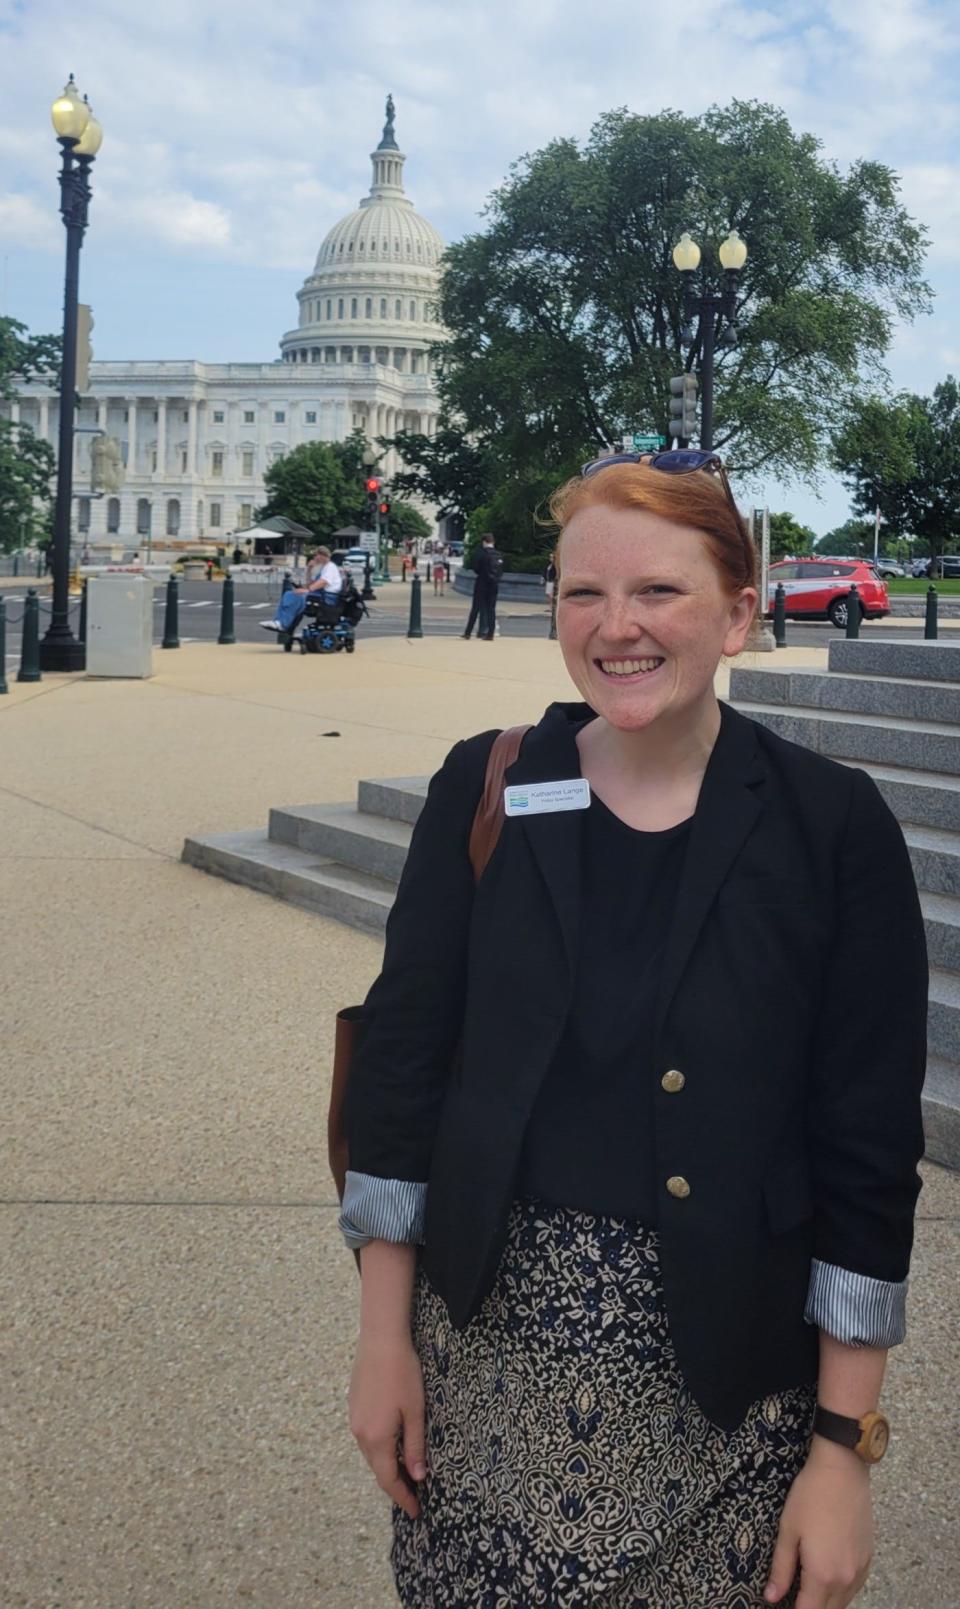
[9, 96, 447, 548]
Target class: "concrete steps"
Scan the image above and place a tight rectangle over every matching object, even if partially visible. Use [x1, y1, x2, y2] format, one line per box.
[729, 636, 960, 1168]
[181, 828, 395, 933]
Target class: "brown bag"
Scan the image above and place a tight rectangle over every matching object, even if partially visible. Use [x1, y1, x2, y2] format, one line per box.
[328, 724, 531, 1206]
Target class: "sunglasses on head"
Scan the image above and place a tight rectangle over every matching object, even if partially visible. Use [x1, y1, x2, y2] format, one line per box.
[580, 448, 739, 521]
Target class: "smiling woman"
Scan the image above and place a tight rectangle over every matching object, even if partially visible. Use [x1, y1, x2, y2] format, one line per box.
[340, 454, 927, 1609]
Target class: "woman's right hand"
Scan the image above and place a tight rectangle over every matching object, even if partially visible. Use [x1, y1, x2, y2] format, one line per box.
[348, 1333, 427, 1520]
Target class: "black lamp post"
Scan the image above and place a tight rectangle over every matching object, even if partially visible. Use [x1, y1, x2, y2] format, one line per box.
[672, 230, 748, 451]
[39, 76, 103, 672]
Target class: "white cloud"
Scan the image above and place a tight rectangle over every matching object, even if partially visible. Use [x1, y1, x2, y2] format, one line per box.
[0, 191, 59, 251]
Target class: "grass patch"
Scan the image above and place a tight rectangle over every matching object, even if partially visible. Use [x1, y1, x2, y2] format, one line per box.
[886, 578, 960, 595]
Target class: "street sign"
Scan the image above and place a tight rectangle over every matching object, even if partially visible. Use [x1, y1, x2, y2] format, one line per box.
[632, 433, 667, 450]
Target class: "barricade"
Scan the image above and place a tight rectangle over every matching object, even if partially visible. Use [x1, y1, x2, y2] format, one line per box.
[407, 575, 424, 640]
[773, 583, 787, 647]
[162, 575, 180, 650]
[218, 575, 236, 645]
[925, 585, 939, 641]
[17, 590, 41, 683]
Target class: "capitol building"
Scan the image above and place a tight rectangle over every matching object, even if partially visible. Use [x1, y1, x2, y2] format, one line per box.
[11, 99, 446, 547]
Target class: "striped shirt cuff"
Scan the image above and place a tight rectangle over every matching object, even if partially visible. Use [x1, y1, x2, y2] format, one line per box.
[338, 1170, 428, 1253]
[804, 1258, 908, 1348]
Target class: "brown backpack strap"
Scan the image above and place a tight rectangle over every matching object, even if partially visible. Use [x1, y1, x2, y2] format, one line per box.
[468, 724, 532, 883]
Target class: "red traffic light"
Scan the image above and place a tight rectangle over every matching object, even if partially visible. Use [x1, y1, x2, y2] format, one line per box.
[379, 501, 390, 515]
[365, 477, 381, 493]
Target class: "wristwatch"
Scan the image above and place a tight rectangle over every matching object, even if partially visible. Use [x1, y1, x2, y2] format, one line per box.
[813, 1405, 890, 1464]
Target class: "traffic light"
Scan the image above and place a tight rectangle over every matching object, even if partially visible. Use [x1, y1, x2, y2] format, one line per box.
[364, 477, 381, 494]
[365, 475, 381, 523]
[378, 498, 390, 518]
[669, 373, 698, 445]
[75, 303, 93, 394]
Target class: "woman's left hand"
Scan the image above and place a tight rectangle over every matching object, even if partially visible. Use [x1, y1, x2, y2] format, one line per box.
[764, 1438, 873, 1608]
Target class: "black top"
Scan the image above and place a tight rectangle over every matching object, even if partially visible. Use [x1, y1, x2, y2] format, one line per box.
[475, 546, 502, 586]
[516, 793, 691, 1226]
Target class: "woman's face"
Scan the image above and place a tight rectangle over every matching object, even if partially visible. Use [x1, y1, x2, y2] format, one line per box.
[557, 504, 756, 733]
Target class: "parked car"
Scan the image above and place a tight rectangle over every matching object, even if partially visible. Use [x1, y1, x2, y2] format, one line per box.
[766, 557, 890, 629]
[331, 546, 374, 578]
[874, 558, 905, 579]
[447, 540, 465, 558]
[911, 555, 960, 578]
[910, 558, 932, 578]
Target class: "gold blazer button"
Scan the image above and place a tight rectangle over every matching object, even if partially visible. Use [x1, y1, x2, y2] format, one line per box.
[666, 1175, 691, 1199]
[661, 1069, 685, 1093]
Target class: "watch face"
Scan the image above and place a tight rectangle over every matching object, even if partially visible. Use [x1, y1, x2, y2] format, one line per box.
[864, 1417, 889, 1461]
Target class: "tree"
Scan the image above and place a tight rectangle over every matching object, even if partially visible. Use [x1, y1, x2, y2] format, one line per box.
[815, 519, 874, 557]
[832, 379, 960, 562]
[386, 501, 431, 545]
[428, 101, 928, 510]
[256, 440, 364, 536]
[0, 316, 61, 552]
[768, 512, 817, 559]
[380, 425, 495, 522]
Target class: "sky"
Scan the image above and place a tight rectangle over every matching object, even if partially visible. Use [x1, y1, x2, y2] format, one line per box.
[2, 0, 959, 535]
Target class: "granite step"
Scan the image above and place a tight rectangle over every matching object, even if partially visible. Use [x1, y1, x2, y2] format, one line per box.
[357, 776, 428, 827]
[269, 801, 411, 883]
[729, 667, 960, 727]
[928, 969, 960, 1065]
[828, 638, 960, 683]
[903, 825, 960, 898]
[922, 1056, 960, 1169]
[854, 762, 960, 833]
[732, 701, 960, 777]
[181, 829, 394, 933]
[920, 892, 960, 973]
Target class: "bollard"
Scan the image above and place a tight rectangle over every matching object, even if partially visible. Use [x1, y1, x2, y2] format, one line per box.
[0, 596, 7, 694]
[79, 578, 88, 646]
[161, 574, 180, 649]
[548, 583, 558, 641]
[362, 555, 376, 601]
[773, 582, 787, 647]
[217, 573, 236, 644]
[924, 584, 938, 641]
[17, 589, 41, 683]
[281, 571, 293, 596]
[844, 584, 861, 639]
[36, 555, 44, 578]
[407, 574, 423, 640]
[13, 553, 19, 577]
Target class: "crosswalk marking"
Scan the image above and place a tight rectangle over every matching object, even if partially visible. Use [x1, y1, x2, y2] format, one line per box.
[184, 600, 216, 608]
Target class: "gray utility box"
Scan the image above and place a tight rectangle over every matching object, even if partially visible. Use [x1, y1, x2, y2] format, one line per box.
[86, 575, 154, 678]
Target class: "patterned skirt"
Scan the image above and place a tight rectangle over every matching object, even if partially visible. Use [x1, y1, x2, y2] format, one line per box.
[392, 1197, 815, 1608]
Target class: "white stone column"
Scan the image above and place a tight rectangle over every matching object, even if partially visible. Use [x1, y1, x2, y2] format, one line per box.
[9, 400, 19, 424]
[127, 397, 138, 480]
[188, 399, 198, 476]
[156, 400, 166, 479]
[39, 396, 49, 441]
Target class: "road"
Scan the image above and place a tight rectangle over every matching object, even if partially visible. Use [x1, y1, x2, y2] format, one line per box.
[3, 580, 958, 669]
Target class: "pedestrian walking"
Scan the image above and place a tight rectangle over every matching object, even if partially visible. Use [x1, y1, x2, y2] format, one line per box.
[461, 534, 502, 640]
[341, 451, 927, 1608]
[432, 548, 446, 596]
[544, 551, 557, 606]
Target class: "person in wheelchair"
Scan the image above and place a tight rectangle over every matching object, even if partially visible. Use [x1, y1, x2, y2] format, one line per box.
[260, 546, 341, 636]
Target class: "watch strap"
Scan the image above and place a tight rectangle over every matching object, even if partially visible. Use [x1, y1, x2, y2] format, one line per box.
[812, 1405, 862, 1450]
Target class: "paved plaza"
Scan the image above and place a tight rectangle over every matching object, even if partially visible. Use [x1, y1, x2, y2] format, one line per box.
[2, 633, 958, 1606]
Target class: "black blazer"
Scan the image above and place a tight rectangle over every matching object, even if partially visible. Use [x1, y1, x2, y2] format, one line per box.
[346, 700, 928, 1428]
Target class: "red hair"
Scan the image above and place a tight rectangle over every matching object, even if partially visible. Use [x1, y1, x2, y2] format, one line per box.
[549, 463, 757, 596]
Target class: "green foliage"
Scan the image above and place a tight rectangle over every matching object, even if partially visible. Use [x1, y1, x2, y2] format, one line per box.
[386, 500, 431, 544]
[0, 316, 61, 552]
[381, 425, 494, 521]
[815, 519, 875, 556]
[423, 101, 927, 505]
[768, 511, 817, 559]
[256, 437, 368, 536]
[832, 379, 960, 559]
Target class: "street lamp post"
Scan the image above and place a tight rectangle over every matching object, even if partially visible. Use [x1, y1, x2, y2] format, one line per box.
[672, 230, 747, 451]
[40, 76, 103, 672]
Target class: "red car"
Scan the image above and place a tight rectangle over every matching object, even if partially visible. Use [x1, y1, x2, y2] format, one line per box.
[766, 558, 889, 630]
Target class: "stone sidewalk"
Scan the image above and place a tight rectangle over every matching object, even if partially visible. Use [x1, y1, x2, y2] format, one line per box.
[2, 635, 957, 1607]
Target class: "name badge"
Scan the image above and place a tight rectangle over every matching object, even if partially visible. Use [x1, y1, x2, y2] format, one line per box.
[504, 779, 592, 817]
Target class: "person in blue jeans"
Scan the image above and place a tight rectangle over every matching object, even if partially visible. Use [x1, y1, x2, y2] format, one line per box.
[261, 546, 342, 635]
